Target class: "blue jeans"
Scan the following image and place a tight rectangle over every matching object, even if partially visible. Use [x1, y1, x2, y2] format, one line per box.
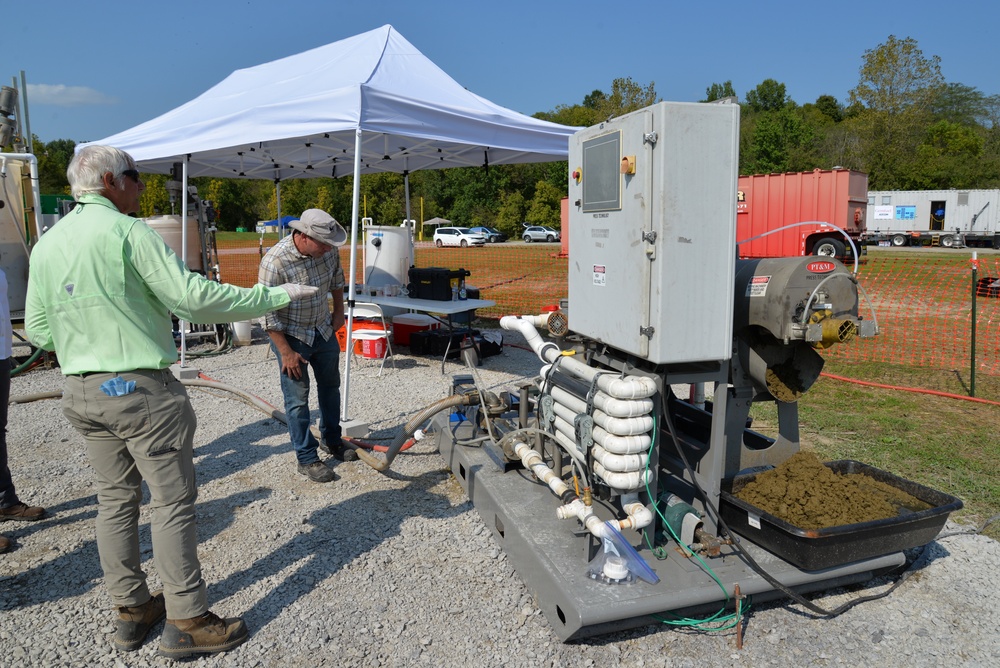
[270, 330, 342, 466]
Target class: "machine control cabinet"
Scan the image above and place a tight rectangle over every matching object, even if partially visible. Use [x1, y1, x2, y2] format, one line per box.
[567, 101, 740, 364]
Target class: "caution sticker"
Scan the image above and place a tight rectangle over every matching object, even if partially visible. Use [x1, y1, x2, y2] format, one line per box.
[593, 264, 606, 287]
[746, 275, 770, 297]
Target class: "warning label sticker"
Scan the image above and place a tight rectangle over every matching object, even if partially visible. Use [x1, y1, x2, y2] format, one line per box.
[747, 275, 770, 297]
[593, 265, 606, 287]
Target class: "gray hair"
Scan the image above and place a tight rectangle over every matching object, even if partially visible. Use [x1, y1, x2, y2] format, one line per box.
[67, 145, 136, 199]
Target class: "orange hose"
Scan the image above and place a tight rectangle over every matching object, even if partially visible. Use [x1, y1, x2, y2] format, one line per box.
[820, 372, 1000, 407]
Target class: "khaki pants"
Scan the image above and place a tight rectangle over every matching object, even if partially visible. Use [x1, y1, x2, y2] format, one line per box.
[62, 368, 207, 619]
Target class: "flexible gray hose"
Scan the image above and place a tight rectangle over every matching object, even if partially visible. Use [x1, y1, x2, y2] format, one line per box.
[8, 377, 463, 474]
[8, 390, 63, 403]
[360, 393, 473, 472]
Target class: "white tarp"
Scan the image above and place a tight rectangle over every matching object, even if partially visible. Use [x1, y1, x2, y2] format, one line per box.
[85, 24, 576, 179]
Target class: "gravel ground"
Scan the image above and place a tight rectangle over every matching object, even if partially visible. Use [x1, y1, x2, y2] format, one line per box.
[1, 322, 998, 667]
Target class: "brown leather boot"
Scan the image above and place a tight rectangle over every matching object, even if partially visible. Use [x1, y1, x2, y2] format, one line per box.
[113, 591, 166, 651]
[0, 502, 46, 522]
[0, 534, 10, 553]
[158, 610, 248, 658]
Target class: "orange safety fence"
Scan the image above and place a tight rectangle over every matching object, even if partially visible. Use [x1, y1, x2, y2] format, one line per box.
[825, 253, 1000, 375]
[216, 237, 1000, 383]
[216, 238, 568, 318]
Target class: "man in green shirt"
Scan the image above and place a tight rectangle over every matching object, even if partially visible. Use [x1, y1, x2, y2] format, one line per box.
[25, 145, 318, 658]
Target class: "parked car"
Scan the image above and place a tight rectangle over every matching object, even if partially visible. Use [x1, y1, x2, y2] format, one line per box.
[468, 226, 508, 243]
[522, 225, 561, 243]
[433, 226, 487, 247]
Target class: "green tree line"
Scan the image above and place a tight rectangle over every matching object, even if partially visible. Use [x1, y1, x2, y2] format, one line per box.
[20, 35, 1000, 236]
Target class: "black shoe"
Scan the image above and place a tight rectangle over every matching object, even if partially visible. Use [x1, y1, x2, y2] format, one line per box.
[335, 444, 359, 462]
[297, 461, 336, 483]
[114, 591, 166, 652]
[320, 439, 358, 462]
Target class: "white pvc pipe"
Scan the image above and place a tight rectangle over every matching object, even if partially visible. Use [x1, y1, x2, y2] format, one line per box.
[550, 428, 648, 492]
[592, 426, 651, 454]
[595, 412, 653, 437]
[591, 443, 648, 473]
[555, 499, 610, 539]
[513, 441, 571, 498]
[502, 315, 657, 399]
[549, 397, 651, 437]
[547, 382, 653, 419]
[501, 314, 561, 362]
[549, 408, 650, 460]
[618, 492, 653, 530]
[592, 461, 651, 490]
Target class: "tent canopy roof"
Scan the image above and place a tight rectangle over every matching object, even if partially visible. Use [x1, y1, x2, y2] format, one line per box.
[87, 25, 577, 181]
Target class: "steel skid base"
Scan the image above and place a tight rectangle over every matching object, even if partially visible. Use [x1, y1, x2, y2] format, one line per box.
[433, 415, 905, 641]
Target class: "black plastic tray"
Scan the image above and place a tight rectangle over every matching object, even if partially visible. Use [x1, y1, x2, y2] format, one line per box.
[719, 460, 963, 571]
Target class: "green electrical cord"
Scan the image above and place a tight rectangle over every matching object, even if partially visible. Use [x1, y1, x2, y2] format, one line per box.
[11, 347, 44, 377]
[639, 411, 748, 631]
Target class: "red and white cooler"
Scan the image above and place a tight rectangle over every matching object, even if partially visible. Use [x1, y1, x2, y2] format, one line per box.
[392, 314, 441, 346]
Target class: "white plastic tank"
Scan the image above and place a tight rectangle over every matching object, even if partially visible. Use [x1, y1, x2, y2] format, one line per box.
[144, 215, 203, 271]
[363, 225, 412, 289]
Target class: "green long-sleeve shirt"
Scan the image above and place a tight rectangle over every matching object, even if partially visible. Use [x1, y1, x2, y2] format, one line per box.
[25, 194, 290, 375]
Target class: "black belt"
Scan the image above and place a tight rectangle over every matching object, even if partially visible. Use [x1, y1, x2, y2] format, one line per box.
[74, 368, 163, 378]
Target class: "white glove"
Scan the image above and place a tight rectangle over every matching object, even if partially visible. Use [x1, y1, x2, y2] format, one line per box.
[278, 283, 321, 300]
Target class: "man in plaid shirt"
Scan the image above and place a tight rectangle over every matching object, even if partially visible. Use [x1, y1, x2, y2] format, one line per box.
[259, 209, 355, 483]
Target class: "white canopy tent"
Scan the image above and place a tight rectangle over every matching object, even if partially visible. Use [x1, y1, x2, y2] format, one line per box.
[84, 24, 577, 425]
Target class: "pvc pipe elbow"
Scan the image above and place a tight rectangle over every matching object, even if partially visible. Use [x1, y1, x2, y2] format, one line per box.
[556, 499, 584, 520]
[620, 502, 654, 530]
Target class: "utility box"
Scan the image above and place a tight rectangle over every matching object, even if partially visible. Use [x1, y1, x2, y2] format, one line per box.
[0, 158, 31, 317]
[567, 101, 740, 364]
[737, 169, 868, 258]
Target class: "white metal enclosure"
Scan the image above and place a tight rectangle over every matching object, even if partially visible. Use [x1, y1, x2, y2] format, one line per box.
[567, 101, 740, 364]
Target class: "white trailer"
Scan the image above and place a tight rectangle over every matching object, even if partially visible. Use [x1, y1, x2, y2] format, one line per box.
[866, 189, 1000, 248]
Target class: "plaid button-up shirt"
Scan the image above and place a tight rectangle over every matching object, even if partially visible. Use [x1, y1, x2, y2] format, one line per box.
[258, 233, 345, 346]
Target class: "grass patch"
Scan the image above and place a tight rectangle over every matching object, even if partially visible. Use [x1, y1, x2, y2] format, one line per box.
[749, 358, 1000, 540]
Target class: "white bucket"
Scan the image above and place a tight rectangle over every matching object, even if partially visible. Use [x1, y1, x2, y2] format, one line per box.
[232, 320, 253, 346]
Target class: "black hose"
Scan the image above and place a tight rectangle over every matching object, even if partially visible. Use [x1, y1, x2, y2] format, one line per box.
[11, 347, 44, 377]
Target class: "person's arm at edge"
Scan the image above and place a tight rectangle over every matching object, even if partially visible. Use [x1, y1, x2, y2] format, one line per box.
[130, 221, 290, 323]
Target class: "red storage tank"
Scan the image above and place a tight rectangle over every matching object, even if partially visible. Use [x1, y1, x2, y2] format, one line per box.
[736, 169, 868, 259]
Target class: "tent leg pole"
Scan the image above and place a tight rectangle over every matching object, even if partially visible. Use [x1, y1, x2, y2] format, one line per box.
[341, 128, 364, 423]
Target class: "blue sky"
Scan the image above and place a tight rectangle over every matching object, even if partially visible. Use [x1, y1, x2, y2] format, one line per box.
[6, 0, 998, 144]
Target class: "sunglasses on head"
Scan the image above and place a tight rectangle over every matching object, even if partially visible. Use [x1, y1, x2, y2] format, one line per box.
[121, 169, 141, 183]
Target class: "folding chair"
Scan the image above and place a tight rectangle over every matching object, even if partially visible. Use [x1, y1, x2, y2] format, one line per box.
[347, 302, 396, 376]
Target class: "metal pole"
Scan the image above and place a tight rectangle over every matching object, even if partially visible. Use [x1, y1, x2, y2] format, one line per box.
[341, 128, 363, 421]
[18, 71, 31, 155]
[403, 165, 413, 258]
[275, 180, 283, 238]
[970, 251, 977, 397]
[179, 159, 189, 367]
